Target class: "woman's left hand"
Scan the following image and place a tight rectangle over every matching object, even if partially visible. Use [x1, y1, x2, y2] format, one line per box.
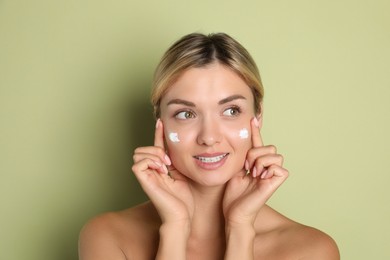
[223, 117, 289, 228]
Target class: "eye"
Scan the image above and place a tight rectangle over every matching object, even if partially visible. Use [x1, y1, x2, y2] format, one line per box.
[175, 110, 196, 120]
[223, 106, 241, 117]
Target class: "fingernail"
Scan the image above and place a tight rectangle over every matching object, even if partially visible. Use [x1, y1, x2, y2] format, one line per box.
[261, 170, 268, 179]
[163, 165, 169, 174]
[155, 118, 160, 129]
[253, 117, 259, 128]
[164, 154, 171, 165]
[245, 160, 249, 171]
[252, 166, 257, 178]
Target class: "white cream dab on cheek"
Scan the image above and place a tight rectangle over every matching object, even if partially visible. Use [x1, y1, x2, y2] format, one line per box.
[239, 128, 249, 139]
[168, 132, 180, 143]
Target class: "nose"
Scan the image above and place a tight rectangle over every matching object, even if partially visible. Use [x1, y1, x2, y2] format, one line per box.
[196, 116, 222, 146]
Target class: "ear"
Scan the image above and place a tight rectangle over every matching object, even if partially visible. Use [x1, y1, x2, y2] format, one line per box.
[256, 102, 264, 129]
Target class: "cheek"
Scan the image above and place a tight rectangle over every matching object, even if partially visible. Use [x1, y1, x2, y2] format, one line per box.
[226, 126, 252, 151]
[225, 125, 250, 140]
[239, 128, 252, 154]
[238, 128, 249, 139]
[168, 132, 180, 143]
[164, 131, 181, 160]
[164, 127, 196, 152]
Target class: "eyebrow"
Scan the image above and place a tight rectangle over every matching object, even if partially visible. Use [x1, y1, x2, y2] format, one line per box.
[166, 94, 247, 107]
[167, 99, 196, 107]
[218, 94, 246, 105]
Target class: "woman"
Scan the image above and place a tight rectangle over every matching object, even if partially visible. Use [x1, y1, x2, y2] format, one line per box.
[79, 32, 339, 259]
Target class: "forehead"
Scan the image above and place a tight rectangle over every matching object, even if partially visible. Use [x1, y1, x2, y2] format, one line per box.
[161, 64, 253, 105]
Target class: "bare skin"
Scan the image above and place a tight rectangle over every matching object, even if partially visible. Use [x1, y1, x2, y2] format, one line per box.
[79, 64, 339, 260]
[79, 203, 339, 260]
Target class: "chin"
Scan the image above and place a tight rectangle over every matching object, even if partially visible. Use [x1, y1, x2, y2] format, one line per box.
[184, 167, 242, 188]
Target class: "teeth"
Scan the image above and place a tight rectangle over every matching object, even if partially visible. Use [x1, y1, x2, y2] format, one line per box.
[195, 154, 228, 163]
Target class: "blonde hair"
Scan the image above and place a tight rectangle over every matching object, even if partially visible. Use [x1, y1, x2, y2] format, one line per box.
[151, 32, 264, 118]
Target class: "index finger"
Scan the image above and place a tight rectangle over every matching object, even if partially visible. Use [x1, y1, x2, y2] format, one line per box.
[154, 119, 165, 148]
[251, 117, 264, 147]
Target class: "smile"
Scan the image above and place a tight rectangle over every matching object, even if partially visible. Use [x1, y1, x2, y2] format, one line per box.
[194, 153, 229, 163]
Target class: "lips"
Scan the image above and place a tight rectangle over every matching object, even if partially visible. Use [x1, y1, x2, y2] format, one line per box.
[193, 153, 229, 170]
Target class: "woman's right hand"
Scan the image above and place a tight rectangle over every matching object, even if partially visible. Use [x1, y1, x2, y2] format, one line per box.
[132, 119, 194, 226]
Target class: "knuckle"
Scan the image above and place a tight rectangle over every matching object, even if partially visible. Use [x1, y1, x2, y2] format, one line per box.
[268, 164, 277, 171]
[255, 158, 265, 167]
[268, 145, 277, 153]
[131, 164, 138, 173]
[273, 165, 289, 178]
[134, 147, 142, 154]
[277, 154, 284, 164]
[247, 149, 256, 160]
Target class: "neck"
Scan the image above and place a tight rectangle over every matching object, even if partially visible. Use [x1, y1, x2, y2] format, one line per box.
[189, 183, 227, 240]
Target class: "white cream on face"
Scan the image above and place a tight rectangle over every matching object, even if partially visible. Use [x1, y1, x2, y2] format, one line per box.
[239, 128, 249, 139]
[168, 132, 180, 143]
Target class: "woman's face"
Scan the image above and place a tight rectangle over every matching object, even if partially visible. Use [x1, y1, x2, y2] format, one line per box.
[160, 63, 260, 186]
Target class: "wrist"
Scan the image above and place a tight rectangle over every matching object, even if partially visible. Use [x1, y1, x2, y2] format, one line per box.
[225, 224, 256, 260]
[225, 223, 255, 237]
[156, 221, 190, 260]
[160, 220, 191, 238]
[225, 217, 255, 230]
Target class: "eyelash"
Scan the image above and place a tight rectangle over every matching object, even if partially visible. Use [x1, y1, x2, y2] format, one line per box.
[223, 105, 242, 117]
[174, 109, 196, 120]
[173, 105, 243, 120]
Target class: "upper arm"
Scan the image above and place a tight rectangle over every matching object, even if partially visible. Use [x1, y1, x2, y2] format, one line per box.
[314, 234, 340, 260]
[78, 214, 127, 260]
[300, 229, 340, 260]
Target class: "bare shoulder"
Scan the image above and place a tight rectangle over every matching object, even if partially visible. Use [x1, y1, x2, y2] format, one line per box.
[78, 201, 160, 260]
[282, 221, 340, 259]
[254, 205, 340, 260]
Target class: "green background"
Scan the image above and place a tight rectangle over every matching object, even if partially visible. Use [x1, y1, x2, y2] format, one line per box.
[1, 1, 389, 259]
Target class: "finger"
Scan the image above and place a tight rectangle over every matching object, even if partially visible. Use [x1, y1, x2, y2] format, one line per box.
[149, 160, 169, 175]
[167, 167, 188, 181]
[252, 154, 284, 177]
[260, 165, 289, 181]
[252, 166, 289, 204]
[154, 119, 165, 149]
[251, 117, 263, 148]
[134, 146, 171, 165]
[132, 158, 168, 176]
[246, 145, 278, 171]
[133, 152, 165, 165]
[153, 119, 171, 165]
